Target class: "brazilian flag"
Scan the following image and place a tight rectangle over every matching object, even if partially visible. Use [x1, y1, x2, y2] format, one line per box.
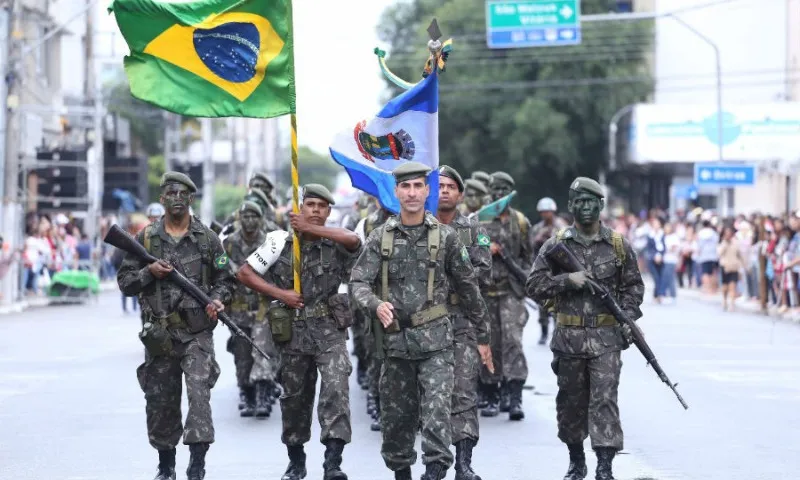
[110, 0, 295, 118]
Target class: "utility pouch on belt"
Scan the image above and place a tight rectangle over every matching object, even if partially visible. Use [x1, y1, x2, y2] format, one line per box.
[139, 319, 172, 356]
[268, 300, 293, 343]
[328, 293, 353, 330]
[182, 308, 215, 334]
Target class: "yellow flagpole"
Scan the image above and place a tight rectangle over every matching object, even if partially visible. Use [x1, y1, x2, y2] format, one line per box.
[290, 113, 301, 294]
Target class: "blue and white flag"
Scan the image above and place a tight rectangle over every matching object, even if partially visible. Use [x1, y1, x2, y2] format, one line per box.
[329, 71, 439, 214]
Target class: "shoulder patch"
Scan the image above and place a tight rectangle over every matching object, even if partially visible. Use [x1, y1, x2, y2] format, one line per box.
[214, 253, 229, 269]
[476, 233, 490, 247]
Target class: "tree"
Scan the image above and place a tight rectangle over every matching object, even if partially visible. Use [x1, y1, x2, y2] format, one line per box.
[147, 155, 166, 203]
[104, 74, 167, 156]
[278, 146, 339, 191]
[213, 184, 248, 221]
[377, 0, 654, 217]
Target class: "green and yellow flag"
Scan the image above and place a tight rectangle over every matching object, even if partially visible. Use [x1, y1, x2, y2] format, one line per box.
[110, 0, 295, 118]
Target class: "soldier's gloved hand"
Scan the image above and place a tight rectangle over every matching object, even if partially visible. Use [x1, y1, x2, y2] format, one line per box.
[567, 271, 589, 290]
[620, 323, 634, 345]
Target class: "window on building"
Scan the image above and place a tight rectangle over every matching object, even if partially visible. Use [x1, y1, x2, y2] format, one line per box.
[615, 1, 634, 12]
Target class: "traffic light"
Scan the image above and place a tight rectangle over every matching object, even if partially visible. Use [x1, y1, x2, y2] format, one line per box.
[33, 149, 89, 211]
[102, 154, 149, 212]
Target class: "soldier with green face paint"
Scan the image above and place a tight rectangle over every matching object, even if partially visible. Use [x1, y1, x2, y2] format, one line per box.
[470, 172, 493, 207]
[117, 172, 235, 480]
[459, 179, 488, 216]
[526, 177, 645, 480]
[223, 201, 272, 419]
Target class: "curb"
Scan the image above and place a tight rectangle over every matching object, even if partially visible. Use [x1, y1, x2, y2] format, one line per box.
[0, 281, 118, 316]
[676, 285, 800, 324]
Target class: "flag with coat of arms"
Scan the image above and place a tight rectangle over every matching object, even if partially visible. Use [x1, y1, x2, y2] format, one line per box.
[329, 69, 440, 215]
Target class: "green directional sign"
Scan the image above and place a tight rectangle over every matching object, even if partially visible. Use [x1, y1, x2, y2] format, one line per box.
[486, 0, 581, 48]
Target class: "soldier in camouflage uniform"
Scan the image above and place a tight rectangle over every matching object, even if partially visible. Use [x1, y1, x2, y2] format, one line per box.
[436, 166, 493, 480]
[478, 172, 535, 421]
[238, 184, 361, 480]
[469, 171, 493, 207]
[117, 172, 235, 480]
[531, 197, 569, 345]
[222, 201, 271, 418]
[354, 201, 392, 431]
[350, 162, 491, 480]
[459, 178, 489, 216]
[526, 177, 644, 480]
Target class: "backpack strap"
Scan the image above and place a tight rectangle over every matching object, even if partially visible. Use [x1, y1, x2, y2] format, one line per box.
[515, 210, 528, 237]
[143, 224, 164, 316]
[199, 228, 211, 288]
[611, 231, 626, 266]
[380, 226, 394, 301]
[426, 223, 440, 304]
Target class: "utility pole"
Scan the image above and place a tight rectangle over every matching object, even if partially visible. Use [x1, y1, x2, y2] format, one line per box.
[85, 0, 103, 243]
[229, 118, 237, 185]
[200, 118, 214, 224]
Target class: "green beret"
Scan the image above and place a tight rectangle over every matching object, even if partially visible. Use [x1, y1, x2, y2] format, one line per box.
[250, 171, 273, 189]
[471, 171, 491, 186]
[570, 177, 605, 199]
[464, 178, 488, 195]
[302, 183, 335, 205]
[160, 171, 197, 193]
[246, 188, 270, 208]
[392, 161, 432, 184]
[490, 171, 515, 188]
[239, 200, 263, 217]
[438, 165, 464, 192]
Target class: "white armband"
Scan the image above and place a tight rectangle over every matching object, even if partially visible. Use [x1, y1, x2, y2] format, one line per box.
[355, 218, 367, 244]
[246, 230, 290, 275]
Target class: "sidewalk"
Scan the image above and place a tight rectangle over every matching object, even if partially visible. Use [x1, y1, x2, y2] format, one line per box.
[0, 281, 118, 316]
[676, 285, 800, 324]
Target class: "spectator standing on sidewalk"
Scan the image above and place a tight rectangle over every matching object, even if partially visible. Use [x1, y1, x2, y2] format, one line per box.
[718, 226, 745, 312]
[696, 220, 720, 295]
[662, 222, 680, 303]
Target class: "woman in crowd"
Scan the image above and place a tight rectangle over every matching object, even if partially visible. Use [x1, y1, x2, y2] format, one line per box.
[718, 226, 745, 311]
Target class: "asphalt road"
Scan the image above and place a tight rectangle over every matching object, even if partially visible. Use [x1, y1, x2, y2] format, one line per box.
[0, 289, 798, 479]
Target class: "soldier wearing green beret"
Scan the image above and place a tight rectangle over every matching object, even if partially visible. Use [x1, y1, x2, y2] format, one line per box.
[526, 177, 644, 480]
[117, 171, 235, 480]
[221, 201, 276, 419]
[238, 183, 361, 480]
[477, 171, 535, 422]
[436, 165, 494, 480]
[350, 161, 491, 480]
[470, 172, 493, 207]
[460, 179, 489, 216]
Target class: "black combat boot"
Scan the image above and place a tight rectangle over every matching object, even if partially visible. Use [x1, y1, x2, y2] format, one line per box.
[238, 387, 247, 410]
[270, 380, 283, 404]
[366, 392, 377, 416]
[240, 385, 256, 418]
[508, 380, 525, 421]
[153, 448, 176, 480]
[420, 462, 447, 480]
[281, 445, 307, 480]
[356, 360, 368, 390]
[476, 383, 488, 410]
[186, 443, 208, 480]
[322, 439, 348, 480]
[498, 379, 510, 413]
[538, 322, 549, 345]
[480, 384, 499, 417]
[563, 443, 588, 480]
[370, 397, 381, 431]
[254, 381, 271, 418]
[454, 439, 481, 480]
[394, 467, 412, 480]
[594, 447, 616, 480]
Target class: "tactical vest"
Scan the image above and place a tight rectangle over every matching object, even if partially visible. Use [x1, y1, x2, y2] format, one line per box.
[380, 221, 441, 305]
[143, 223, 212, 315]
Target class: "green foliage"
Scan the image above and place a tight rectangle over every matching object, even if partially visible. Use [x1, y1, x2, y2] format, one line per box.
[377, 0, 654, 217]
[278, 146, 339, 191]
[213, 184, 248, 221]
[104, 74, 166, 156]
[147, 155, 166, 203]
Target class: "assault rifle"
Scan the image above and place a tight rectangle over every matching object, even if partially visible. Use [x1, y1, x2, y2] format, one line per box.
[543, 241, 689, 410]
[105, 224, 271, 361]
[497, 248, 529, 286]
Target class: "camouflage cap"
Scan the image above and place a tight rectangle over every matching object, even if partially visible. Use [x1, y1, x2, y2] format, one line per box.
[302, 183, 335, 205]
[250, 171, 273, 189]
[471, 171, 491, 186]
[160, 171, 197, 193]
[239, 200, 264, 217]
[246, 188, 271, 208]
[393, 161, 432, 184]
[570, 176, 605, 199]
[490, 171, 515, 188]
[464, 178, 488, 195]
[438, 165, 464, 192]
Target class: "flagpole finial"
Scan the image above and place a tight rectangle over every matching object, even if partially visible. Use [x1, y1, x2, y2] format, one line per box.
[426, 18, 443, 53]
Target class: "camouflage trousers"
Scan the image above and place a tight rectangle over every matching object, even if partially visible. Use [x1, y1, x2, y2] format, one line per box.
[352, 309, 367, 368]
[554, 351, 623, 450]
[278, 340, 353, 445]
[480, 294, 529, 384]
[249, 319, 279, 383]
[226, 314, 254, 388]
[380, 349, 455, 471]
[451, 332, 480, 444]
[363, 315, 382, 400]
[136, 331, 221, 450]
[538, 301, 551, 327]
